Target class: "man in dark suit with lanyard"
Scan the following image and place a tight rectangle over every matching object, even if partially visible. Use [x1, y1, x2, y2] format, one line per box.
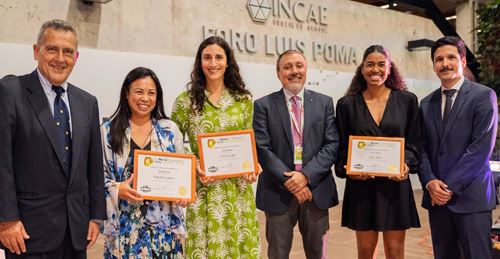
[419, 36, 498, 259]
[253, 49, 339, 258]
[0, 19, 106, 259]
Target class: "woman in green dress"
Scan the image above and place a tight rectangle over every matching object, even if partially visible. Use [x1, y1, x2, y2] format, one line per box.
[171, 36, 260, 259]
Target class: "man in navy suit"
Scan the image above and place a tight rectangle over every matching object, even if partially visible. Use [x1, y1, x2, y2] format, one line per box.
[419, 36, 498, 259]
[253, 49, 339, 259]
[0, 19, 106, 259]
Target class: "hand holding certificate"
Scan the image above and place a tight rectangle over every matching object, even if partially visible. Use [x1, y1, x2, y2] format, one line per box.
[133, 150, 196, 202]
[197, 129, 259, 179]
[346, 136, 405, 177]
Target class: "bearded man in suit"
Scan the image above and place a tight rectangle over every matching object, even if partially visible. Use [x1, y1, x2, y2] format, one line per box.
[253, 49, 339, 259]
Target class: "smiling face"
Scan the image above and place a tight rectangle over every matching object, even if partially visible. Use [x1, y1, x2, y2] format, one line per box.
[33, 28, 78, 86]
[432, 45, 466, 88]
[201, 44, 227, 83]
[277, 52, 307, 95]
[127, 76, 157, 119]
[361, 51, 390, 88]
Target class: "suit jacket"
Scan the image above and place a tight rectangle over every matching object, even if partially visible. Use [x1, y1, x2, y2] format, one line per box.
[253, 89, 339, 213]
[0, 71, 106, 253]
[419, 79, 498, 213]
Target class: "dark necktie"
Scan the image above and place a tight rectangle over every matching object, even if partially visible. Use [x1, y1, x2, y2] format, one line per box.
[52, 86, 72, 174]
[442, 89, 457, 124]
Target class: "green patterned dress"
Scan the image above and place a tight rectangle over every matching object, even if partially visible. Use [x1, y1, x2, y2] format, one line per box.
[171, 90, 260, 259]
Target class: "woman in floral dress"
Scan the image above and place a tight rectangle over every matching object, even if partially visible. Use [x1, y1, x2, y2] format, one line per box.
[101, 67, 189, 258]
[171, 36, 260, 259]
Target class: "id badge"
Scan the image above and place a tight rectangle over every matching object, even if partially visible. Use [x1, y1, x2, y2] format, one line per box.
[294, 146, 303, 165]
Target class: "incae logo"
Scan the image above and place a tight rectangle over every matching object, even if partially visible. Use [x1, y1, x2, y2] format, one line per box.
[247, 0, 328, 25]
[247, 0, 272, 22]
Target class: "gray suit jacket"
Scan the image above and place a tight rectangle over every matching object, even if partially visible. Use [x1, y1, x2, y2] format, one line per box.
[253, 89, 339, 213]
[419, 79, 498, 213]
[0, 71, 106, 253]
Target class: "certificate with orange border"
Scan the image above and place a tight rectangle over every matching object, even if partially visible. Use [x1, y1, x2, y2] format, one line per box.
[197, 129, 258, 179]
[346, 136, 405, 177]
[133, 150, 196, 202]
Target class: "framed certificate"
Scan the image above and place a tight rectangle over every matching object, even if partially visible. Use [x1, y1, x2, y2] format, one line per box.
[197, 129, 258, 179]
[133, 150, 196, 202]
[346, 136, 405, 177]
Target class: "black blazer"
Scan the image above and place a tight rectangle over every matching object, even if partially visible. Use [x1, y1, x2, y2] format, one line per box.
[253, 89, 339, 213]
[419, 79, 498, 213]
[0, 71, 106, 253]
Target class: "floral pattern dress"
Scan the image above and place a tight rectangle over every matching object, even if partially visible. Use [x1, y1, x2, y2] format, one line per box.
[171, 90, 260, 259]
[101, 119, 187, 259]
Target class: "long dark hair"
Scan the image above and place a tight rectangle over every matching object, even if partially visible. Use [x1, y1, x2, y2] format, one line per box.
[187, 36, 251, 113]
[346, 45, 407, 96]
[108, 67, 168, 155]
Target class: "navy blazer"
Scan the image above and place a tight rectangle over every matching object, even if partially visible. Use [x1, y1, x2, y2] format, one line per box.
[253, 89, 339, 213]
[419, 79, 498, 213]
[0, 71, 106, 253]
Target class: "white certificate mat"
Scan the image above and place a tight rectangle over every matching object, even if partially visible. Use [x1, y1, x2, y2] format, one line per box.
[346, 136, 404, 177]
[133, 150, 196, 202]
[197, 129, 258, 179]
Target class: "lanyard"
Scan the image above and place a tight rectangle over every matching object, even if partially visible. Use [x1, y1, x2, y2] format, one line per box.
[286, 98, 304, 139]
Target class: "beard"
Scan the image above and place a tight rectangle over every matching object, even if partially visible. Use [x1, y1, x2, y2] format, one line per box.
[285, 82, 304, 95]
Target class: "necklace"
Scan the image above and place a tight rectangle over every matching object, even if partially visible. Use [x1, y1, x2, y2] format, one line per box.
[140, 126, 154, 149]
[131, 120, 154, 149]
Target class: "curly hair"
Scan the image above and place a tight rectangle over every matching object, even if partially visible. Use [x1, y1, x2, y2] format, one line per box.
[346, 45, 407, 96]
[187, 36, 251, 113]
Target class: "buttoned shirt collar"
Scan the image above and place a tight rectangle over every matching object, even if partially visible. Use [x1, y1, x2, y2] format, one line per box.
[283, 87, 305, 103]
[440, 77, 464, 93]
[440, 77, 464, 116]
[36, 68, 72, 132]
[37, 68, 69, 95]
